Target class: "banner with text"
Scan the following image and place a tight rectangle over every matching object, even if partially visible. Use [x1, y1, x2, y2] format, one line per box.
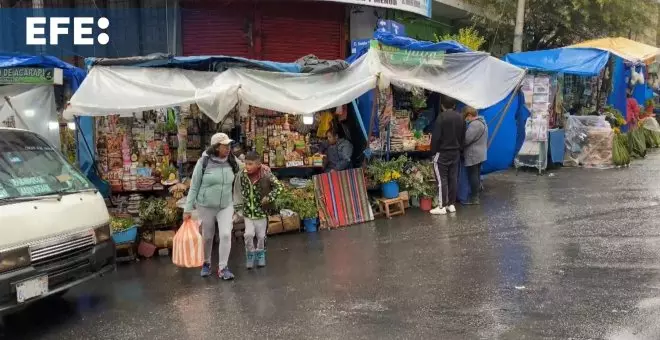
[324, 0, 431, 17]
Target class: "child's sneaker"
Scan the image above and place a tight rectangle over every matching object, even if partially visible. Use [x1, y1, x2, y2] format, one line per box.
[218, 267, 235, 280]
[246, 251, 255, 270]
[200, 263, 211, 277]
[447, 205, 456, 213]
[256, 250, 266, 267]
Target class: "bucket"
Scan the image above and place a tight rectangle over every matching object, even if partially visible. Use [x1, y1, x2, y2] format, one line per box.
[420, 197, 433, 211]
[112, 225, 138, 245]
[381, 181, 399, 199]
[303, 218, 318, 233]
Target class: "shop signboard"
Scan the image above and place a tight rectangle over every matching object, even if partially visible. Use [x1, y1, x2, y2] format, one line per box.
[370, 40, 444, 66]
[321, 0, 431, 17]
[351, 39, 371, 55]
[0, 67, 63, 85]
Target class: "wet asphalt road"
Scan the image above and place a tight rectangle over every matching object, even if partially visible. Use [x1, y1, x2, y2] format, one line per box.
[5, 154, 660, 339]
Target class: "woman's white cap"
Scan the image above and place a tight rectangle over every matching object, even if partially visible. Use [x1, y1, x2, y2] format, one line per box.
[211, 132, 233, 145]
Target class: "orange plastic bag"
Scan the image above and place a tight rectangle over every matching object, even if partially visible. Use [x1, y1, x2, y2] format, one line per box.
[172, 219, 204, 268]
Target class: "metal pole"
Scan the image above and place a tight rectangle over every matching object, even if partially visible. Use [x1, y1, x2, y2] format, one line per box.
[513, 0, 526, 52]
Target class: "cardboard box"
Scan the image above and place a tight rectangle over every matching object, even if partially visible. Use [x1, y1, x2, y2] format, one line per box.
[399, 191, 410, 208]
[267, 215, 284, 235]
[281, 214, 301, 232]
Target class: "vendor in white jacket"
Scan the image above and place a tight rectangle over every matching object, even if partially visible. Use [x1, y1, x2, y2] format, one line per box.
[462, 107, 488, 205]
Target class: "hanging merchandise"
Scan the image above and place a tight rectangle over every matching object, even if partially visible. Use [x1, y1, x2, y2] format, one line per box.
[515, 74, 552, 173]
[243, 107, 325, 168]
[316, 111, 333, 137]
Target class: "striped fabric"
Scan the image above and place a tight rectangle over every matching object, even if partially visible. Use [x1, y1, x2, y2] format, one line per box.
[172, 220, 204, 268]
[313, 168, 374, 229]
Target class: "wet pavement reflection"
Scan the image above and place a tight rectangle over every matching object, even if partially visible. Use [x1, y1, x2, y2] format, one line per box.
[5, 153, 660, 339]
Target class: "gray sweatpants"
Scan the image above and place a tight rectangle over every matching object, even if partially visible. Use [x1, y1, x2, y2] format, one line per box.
[197, 205, 234, 269]
[244, 218, 267, 251]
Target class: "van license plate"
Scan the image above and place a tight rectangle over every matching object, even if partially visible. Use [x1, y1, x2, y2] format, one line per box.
[16, 276, 48, 303]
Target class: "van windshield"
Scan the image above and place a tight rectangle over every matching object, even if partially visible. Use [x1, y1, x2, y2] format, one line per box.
[0, 129, 93, 201]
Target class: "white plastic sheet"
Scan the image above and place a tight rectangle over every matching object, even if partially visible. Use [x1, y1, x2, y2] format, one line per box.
[0, 85, 60, 148]
[64, 49, 525, 121]
[564, 116, 614, 169]
[367, 50, 525, 110]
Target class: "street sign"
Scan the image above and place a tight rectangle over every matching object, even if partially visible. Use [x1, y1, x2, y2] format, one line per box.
[0, 67, 63, 85]
[351, 39, 371, 55]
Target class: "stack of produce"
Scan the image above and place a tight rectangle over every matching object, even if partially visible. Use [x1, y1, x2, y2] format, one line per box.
[628, 127, 647, 158]
[643, 128, 660, 148]
[110, 216, 135, 233]
[612, 131, 630, 166]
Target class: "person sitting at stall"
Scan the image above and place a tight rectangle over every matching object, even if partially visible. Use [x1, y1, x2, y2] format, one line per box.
[462, 107, 488, 205]
[324, 129, 353, 172]
[236, 152, 283, 269]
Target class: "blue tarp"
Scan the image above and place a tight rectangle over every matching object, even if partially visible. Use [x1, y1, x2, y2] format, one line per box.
[504, 48, 610, 77]
[86, 54, 302, 73]
[608, 56, 627, 122]
[373, 31, 471, 54]
[0, 54, 85, 88]
[482, 92, 529, 174]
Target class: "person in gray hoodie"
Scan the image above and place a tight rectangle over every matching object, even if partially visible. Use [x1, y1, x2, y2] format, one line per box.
[462, 107, 488, 205]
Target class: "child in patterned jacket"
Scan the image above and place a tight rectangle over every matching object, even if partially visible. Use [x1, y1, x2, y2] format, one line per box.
[236, 152, 283, 269]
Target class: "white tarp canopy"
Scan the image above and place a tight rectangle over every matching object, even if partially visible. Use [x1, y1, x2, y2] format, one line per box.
[0, 85, 60, 148]
[64, 49, 525, 122]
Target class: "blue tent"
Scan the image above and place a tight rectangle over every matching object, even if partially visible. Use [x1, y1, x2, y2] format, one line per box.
[348, 32, 526, 176]
[504, 48, 610, 76]
[0, 54, 86, 88]
[505, 47, 655, 133]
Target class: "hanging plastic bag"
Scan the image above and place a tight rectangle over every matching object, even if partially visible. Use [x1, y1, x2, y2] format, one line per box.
[172, 219, 204, 268]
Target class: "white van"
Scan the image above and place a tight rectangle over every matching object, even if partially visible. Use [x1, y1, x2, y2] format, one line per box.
[0, 127, 115, 314]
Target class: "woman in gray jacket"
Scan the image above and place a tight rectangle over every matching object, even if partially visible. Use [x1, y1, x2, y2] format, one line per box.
[463, 107, 488, 205]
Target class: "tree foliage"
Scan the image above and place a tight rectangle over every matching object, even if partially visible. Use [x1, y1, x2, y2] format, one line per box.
[464, 0, 658, 51]
[435, 26, 487, 51]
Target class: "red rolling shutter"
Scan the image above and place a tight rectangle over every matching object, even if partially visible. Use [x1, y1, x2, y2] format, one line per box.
[180, 1, 345, 62]
[258, 2, 345, 62]
[181, 2, 253, 58]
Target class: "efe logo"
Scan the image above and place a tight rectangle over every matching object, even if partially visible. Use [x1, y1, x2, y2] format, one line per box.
[26, 17, 109, 46]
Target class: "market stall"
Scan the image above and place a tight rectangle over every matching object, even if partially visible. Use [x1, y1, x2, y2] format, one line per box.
[64, 36, 526, 230]
[504, 47, 613, 171]
[505, 38, 660, 170]
[0, 55, 85, 166]
[343, 32, 528, 206]
[569, 37, 660, 127]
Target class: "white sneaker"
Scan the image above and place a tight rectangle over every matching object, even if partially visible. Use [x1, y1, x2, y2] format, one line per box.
[430, 207, 447, 215]
[447, 205, 456, 213]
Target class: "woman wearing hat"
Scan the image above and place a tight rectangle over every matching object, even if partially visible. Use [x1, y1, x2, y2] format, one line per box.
[183, 132, 240, 280]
